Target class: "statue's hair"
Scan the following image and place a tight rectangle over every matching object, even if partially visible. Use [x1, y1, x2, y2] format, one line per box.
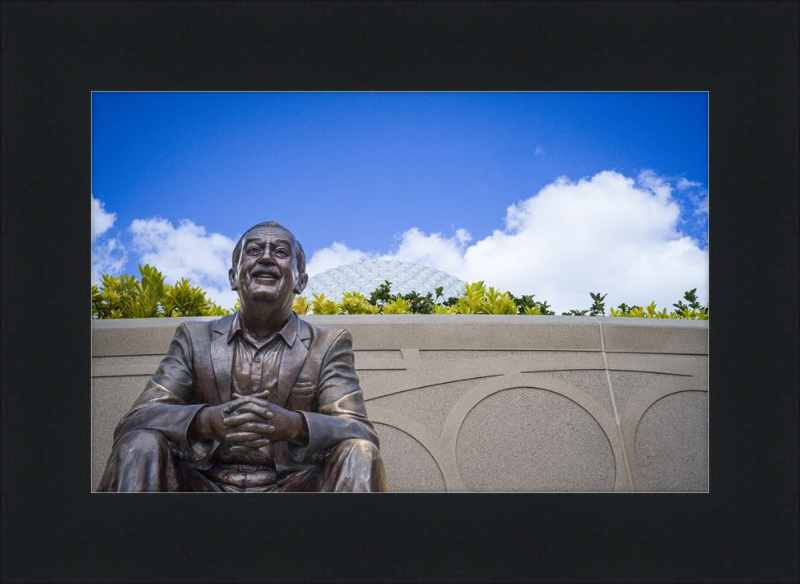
[231, 221, 306, 275]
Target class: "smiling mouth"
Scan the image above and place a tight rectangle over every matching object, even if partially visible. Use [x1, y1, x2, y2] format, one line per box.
[252, 273, 280, 280]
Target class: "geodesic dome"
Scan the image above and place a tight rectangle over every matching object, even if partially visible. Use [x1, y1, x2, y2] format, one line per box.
[302, 260, 465, 301]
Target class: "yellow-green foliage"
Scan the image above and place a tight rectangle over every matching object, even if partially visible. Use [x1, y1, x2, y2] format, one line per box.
[311, 293, 339, 315]
[382, 297, 411, 314]
[94, 267, 707, 320]
[162, 277, 220, 317]
[292, 296, 311, 315]
[609, 300, 708, 320]
[483, 286, 518, 314]
[628, 306, 645, 318]
[92, 273, 139, 319]
[456, 281, 487, 314]
[92, 265, 234, 318]
[450, 282, 517, 314]
[339, 291, 380, 315]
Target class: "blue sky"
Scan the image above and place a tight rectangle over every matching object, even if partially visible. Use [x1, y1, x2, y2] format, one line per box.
[92, 92, 708, 312]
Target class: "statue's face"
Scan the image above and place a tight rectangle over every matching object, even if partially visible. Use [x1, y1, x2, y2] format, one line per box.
[229, 226, 305, 306]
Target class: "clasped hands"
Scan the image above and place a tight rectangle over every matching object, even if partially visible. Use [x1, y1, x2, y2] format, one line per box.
[194, 390, 307, 452]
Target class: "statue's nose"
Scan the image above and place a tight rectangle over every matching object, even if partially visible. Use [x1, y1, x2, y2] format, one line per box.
[255, 255, 279, 270]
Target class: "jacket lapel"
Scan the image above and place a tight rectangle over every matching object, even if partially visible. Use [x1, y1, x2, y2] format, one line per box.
[210, 315, 235, 404]
[276, 318, 310, 408]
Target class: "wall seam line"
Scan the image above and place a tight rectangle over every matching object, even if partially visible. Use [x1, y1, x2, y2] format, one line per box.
[592, 317, 635, 492]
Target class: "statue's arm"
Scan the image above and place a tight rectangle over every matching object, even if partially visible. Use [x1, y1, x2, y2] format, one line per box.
[292, 329, 379, 462]
[113, 323, 211, 461]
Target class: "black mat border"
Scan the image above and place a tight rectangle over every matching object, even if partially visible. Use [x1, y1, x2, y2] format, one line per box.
[2, 2, 798, 583]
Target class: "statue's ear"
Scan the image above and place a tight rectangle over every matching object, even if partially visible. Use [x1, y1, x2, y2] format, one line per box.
[228, 268, 238, 291]
[294, 273, 308, 295]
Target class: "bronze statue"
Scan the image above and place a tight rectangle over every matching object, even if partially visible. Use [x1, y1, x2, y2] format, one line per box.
[97, 221, 388, 492]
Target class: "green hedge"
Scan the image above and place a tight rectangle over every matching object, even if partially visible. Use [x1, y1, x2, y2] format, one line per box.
[92, 265, 708, 320]
[92, 264, 236, 319]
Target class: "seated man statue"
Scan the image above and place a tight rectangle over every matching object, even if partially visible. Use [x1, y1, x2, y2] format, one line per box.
[98, 221, 388, 492]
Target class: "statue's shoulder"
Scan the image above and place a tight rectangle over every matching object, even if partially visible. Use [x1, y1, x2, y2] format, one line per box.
[176, 314, 235, 342]
[296, 316, 352, 348]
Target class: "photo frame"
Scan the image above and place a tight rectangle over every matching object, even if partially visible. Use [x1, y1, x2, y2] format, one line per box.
[2, 2, 797, 582]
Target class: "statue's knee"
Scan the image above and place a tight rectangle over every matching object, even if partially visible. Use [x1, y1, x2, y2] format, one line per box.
[338, 438, 380, 461]
[115, 430, 169, 458]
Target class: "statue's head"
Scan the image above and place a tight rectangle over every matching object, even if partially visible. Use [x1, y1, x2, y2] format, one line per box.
[229, 221, 308, 311]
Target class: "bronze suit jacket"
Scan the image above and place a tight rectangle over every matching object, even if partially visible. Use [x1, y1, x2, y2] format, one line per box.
[113, 312, 379, 478]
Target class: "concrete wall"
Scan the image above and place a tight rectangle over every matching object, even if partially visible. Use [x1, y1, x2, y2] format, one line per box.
[92, 315, 708, 492]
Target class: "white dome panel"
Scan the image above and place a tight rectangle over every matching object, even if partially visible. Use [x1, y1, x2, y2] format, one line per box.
[303, 260, 466, 301]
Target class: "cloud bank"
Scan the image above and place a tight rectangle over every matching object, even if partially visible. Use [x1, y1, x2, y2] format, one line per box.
[306, 170, 708, 313]
[92, 169, 708, 314]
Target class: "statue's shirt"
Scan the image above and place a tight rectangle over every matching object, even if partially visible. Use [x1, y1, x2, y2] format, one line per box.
[212, 312, 297, 467]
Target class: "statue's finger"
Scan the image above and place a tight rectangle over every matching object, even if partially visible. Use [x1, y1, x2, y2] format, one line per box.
[243, 438, 271, 448]
[234, 402, 273, 419]
[223, 412, 262, 426]
[224, 397, 268, 413]
[223, 396, 248, 413]
[232, 422, 273, 434]
[227, 431, 262, 443]
[233, 390, 269, 403]
[240, 396, 272, 408]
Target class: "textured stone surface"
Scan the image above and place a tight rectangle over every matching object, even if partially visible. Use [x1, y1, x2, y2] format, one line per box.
[373, 423, 446, 492]
[521, 370, 614, 417]
[357, 370, 408, 399]
[635, 391, 708, 492]
[305, 315, 605, 352]
[419, 350, 606, 372]
[370, 378, 487, 437]
[456, 388, 615, 492]
[606, 353, 709, 380]
[600, 318, 708, 355]
[354, 349, 403, 360]
[93, 314, 708, 354]
[92, 316, 216, 356]
[421, 349, 583, 360]
[92, 354, 164, 368]
[92, 355, 163, 378]
[610, 370, 700, 420]
[91, 375, 150, 489]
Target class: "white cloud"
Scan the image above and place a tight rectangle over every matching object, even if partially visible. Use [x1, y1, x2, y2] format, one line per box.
[91, 194, 116, 241]
[677, 177, 702, 190]
[379, 227, 471, 275]
[129, 218, 239, 309]
[306, 242, 373, 277]
[636, 169, 673, 204]
[92, 237, 128, 284]
[305, 228, 474, 280]
[91, 195, 127, 283]
[305, 170, 708, 313]
[534, 146, 545, 157]
[690, 188, 709, 216]
[695, 193, 708, 217]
